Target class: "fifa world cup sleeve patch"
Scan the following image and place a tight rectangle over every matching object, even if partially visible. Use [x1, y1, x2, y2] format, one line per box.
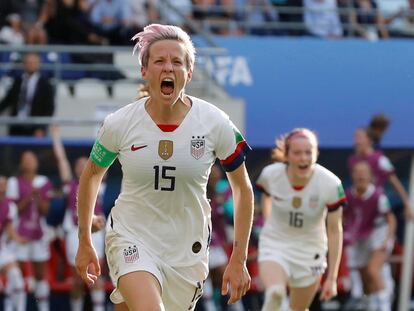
[90, 141, 118, 168]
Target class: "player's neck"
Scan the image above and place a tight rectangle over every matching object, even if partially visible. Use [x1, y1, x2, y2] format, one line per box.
[146, 96, 191, 124]
[357, 146, 374, 156]
[21, 172, 35, 182]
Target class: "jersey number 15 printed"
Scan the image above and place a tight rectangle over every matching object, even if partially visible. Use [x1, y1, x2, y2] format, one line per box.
[153, 166, 176, 191]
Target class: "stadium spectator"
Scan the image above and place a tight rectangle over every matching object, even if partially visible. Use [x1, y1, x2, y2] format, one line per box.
[156, 0, 193, 30]
[6, 151, 54, 311]
[51, 125, 107, 311]
[344, 161, 396, 311]
[193, 0, 240, 35]
[270, 0, 304, 36]
[304, 0, 343, 38]
[90, 0, 131, 44]
[0, 175, 26, 311]
[235, 0, 279, 36]
[376, 0, 411, 37]
[256, 128, 345, 311]
[0, 13, 25, 45]
[0, 52, 55, 137]
[37, 0, 108, 45]
[127, 0, 159, 34]
[349, 0, 389, 40]
[75, 24, 253, 310]
[3, 0, 48, 44]
[348, 127, 412, 219]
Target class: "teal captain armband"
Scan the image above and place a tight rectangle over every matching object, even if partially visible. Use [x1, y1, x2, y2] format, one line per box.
[90, 141, 118, 167]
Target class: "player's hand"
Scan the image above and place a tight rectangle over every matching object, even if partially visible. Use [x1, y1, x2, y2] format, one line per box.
[404, 204, 414, 221]
[221, 255, 251, 304]
[319, 278, 337, 301]
[75, 242, 101, 286]
[91, 215, 106, 233]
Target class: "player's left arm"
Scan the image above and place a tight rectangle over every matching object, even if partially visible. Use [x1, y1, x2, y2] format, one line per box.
[388, 174, 413, 220]
[320, 207, 343, 301]
[222, 163, 254, 304]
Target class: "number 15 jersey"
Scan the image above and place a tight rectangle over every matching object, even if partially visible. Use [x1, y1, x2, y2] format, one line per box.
[90, 96, 250, 268]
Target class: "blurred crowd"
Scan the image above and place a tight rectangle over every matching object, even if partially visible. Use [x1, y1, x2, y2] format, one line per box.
[0, 0, 414, 46]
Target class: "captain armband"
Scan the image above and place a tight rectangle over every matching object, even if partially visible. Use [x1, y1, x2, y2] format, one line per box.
[90, 141, 118, 168]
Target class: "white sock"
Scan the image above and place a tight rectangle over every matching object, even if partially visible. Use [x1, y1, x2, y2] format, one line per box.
[70, 297, 83, 311]
[35, 280, 50, 311]
[350, 270, 363, 299]
[368, 293, 380, 311]
[6, 267, 26, 311]
[377, 289, 392, 311]
[4, 295, 13, 311]
[91, 289, 106, 311]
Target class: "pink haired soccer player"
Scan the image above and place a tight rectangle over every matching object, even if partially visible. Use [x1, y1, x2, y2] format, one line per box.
[75, 24, 254, 311]
[257, 128, 345, 311]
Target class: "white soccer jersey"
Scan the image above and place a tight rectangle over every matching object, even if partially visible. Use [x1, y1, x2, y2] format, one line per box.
[257, 163, 346, 261]
[91, 96, 250, 267]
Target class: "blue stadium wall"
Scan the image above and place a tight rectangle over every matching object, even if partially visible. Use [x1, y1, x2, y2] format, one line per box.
[195, 37, 414, 148]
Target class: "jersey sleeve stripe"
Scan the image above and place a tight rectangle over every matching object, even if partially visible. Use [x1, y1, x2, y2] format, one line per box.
[220, 141, 251, 172]
[326, 197, 347, 212]
[255, 183, 269, 196]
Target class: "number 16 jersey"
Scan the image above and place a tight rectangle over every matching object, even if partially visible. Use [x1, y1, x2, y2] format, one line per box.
[256, 163, 346, 261]
[91, 96, 250, 268]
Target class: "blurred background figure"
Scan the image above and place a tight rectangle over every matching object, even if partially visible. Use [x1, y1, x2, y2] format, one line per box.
[348, 0, 389, 40]
[6, 151, 54, 311]
[52, 125, 107, 311]
[344, 161, 396, 311]
[0, 14, 25, 46]
[0, 175, 26, 311]
[0, 52, 55, 137]
[348, 126, 412, 219]
[304, 0, 343, 38]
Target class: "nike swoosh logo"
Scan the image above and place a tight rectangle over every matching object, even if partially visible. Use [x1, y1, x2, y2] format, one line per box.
[131, 144, 147, 151]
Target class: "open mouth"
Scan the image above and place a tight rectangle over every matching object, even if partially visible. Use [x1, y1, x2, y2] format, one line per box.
[161, 78, 174, 96]
[298, 164, 310, 170]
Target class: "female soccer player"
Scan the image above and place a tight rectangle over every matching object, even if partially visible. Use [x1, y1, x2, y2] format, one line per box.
[344, 161, 396, 311]
[257, 128, 345, 311]
[6, 151, 53, 311]
[0, 175, 26, 311]
[75, 24, 254, 311]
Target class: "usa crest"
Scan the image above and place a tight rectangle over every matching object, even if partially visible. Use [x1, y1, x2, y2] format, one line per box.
[123, 245, 139, 263]
[309, 195, 319, 209]
[158, 140, 173, 160]
[191, 136, 205, 160]
[292, 196, 302, 209]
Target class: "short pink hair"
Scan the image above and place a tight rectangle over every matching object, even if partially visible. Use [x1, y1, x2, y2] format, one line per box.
[132, 24, 196, 71]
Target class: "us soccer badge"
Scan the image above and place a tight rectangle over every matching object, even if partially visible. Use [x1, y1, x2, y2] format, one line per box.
[191, 136, 205, 159]
[123, 245, 139, 263]
[292, 196, 302, 209]
[159, 140, 173, 160]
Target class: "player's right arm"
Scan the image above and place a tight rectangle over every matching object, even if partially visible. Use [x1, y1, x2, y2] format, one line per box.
[76, 113, 119, 285]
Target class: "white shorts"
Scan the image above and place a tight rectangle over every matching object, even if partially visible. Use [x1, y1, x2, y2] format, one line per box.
[208, 245, 228, 269]
[65, 228, 105, 266]
[346, 225, 394, 269]
[259, 238, 326, 288]
[0, 244, 16, 267]
[105, 229, 207, 311]
[13, 234, 50, 262]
